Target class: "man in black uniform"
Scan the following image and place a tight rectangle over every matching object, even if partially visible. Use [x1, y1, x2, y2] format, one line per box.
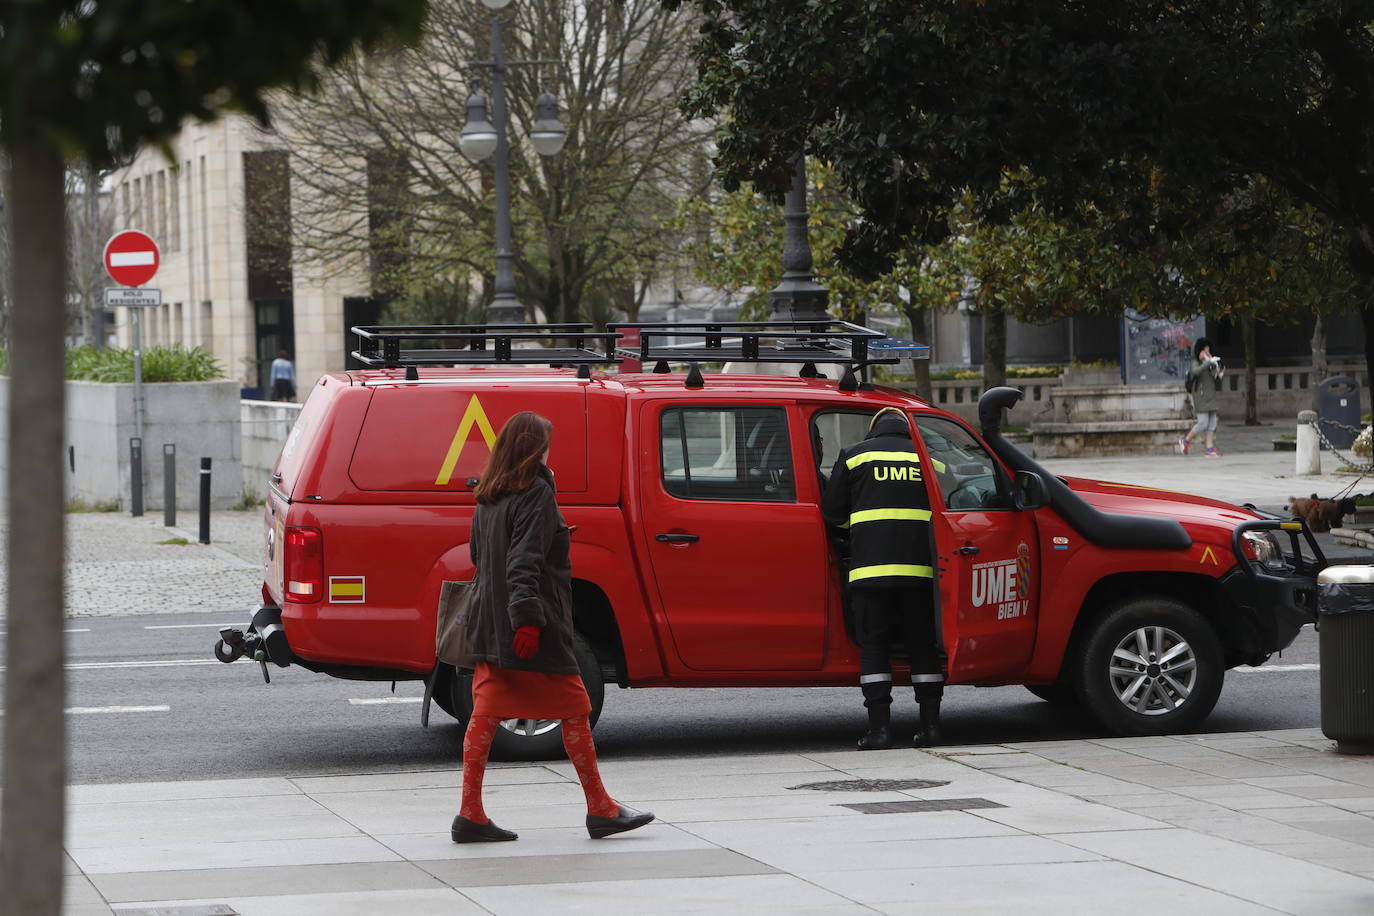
[821, 407, 944, 749]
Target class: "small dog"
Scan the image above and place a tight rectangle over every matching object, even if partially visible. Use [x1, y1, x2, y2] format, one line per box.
[1286, 494, 1358, 533]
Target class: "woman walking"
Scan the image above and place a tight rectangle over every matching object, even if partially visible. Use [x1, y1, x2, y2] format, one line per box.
[1180, 337, 1225, 458]
[452, 411, 654, 843]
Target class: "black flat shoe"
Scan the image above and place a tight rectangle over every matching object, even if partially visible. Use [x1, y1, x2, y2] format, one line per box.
[586, 805, 655, 839]
[452, 814, 518, 843]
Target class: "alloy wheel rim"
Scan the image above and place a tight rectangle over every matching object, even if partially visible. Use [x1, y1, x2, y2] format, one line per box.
[499, 717, 561, 738]
[1108, 625, 1197, 716]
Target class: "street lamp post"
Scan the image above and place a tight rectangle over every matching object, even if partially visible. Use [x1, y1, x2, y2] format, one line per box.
[769, 156, 830, 321]
[459, 0, 567, 324]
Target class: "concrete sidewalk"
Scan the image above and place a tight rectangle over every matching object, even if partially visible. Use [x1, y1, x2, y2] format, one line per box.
[61, 728, 1374, 915]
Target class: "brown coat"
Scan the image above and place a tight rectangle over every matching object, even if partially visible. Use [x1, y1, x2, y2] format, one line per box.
[466, 466, 579, 674]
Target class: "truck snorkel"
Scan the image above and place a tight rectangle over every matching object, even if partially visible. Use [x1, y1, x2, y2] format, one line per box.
[978, 387, 1192, 550]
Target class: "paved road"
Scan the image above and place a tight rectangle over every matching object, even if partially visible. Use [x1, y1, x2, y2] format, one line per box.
[0, 610, 1323, 785]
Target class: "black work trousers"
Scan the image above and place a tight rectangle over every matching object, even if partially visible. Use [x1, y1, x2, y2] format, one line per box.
[853, 583, 943, 708]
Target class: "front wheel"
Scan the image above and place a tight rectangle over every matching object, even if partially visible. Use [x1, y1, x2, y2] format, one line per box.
[1074, 596, 1223, 736]
[448, 633, 605, 761]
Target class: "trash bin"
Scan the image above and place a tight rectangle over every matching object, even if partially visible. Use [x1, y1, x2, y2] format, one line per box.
[1317, 376, 1362, 449]
[1318, 565, 1374, 754]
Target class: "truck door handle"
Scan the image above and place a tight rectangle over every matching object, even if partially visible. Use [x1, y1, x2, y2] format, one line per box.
[958, 545, 980, 555]
[656, 533, 700, 543]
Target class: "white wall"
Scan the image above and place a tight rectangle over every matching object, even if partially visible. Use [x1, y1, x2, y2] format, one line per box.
[0, 379, 243, 510]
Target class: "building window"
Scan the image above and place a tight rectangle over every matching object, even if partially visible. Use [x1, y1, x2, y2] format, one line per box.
[169, 168, 180, 251]
[200, 301, 213, 350]
[155, 171, 167, 242]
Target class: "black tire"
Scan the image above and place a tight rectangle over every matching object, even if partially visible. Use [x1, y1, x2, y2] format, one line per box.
[1074, 596, 1223, 736]
[1025, 683, 1078, 706]
[447, 633, 605, 761]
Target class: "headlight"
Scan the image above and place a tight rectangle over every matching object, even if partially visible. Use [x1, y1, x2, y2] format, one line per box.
[1241, 531, 1287, 571]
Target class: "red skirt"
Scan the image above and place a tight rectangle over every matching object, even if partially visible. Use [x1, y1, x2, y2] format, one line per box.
[471, 662, 592, 719]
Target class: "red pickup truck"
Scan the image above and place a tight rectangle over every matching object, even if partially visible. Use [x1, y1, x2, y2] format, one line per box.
[215, 322, 1323, 758]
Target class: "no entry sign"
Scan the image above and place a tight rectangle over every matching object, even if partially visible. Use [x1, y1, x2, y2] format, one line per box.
[104, 230, 160, 287]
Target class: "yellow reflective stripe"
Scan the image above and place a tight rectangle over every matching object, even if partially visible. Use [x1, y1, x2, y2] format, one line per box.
[931, 457, 947, 473]
[849, 564, 935, 581]
[846, 450, 921, 469]
[849, 508, 932, 525]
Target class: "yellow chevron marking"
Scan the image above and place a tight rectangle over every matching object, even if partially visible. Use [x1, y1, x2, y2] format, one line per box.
[435, 394, 498, 485]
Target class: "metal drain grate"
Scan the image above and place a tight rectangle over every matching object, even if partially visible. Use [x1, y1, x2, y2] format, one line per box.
[787, 777, 950, 792]
[839, 797, 1007, 814]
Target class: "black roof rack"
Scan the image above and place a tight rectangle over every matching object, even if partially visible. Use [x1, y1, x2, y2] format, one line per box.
[350, 324, 621, 376]
[607, 320, 929, 368]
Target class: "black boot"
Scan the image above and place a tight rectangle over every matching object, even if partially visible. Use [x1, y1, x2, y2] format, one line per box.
[914, 699, 942, 747]
[857, 703, 892, 750]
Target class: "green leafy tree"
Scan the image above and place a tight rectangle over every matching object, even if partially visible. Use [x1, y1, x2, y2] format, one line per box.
[0, 4, 426, 913]
[681, 159, 963, 396]
[668, 0, 1374, 368]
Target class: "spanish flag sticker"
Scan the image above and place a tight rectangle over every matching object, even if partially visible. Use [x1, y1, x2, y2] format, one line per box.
[329, 576, 366, 603]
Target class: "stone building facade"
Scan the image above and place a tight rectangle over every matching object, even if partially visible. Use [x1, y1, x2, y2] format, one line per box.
[108, 115, 370, 397]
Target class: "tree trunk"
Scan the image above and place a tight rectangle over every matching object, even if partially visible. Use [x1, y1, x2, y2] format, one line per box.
[1242, 312, 1258, 425]
[1311, 309, 1328, 413]
[982, 303, 1007, 391]
[1360, 304, 1374, 403]
[0, 140, 69, 916]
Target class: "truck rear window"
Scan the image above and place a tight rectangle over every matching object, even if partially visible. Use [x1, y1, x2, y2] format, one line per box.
[349, 384, 589, 494]
[660, 406, 794, 502]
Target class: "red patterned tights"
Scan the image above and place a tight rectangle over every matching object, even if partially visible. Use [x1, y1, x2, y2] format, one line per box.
[459, 715, 618, 823]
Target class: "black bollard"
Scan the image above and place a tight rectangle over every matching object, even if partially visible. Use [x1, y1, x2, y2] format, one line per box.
[163, 444, 176, 527]
[130, 437, 143, 517]
[198, 457, 211, 544]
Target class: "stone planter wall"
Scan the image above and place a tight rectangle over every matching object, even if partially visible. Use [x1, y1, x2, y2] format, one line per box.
[0, 378, 243, 510]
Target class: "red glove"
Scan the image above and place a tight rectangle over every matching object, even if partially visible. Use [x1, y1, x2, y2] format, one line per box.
[512, 625, 541, 659]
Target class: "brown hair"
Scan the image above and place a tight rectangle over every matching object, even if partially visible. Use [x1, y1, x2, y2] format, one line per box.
[473, 411, 553, 504]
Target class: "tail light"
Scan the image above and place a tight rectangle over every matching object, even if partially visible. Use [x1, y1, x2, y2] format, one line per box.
[284, 526, 323, 603]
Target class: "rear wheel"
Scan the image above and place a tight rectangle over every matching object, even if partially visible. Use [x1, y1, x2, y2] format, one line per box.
[447, 633, 605, 761]
[1074, 596, 1223, 736]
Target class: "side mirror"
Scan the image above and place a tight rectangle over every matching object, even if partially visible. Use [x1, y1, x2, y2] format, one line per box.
[1013, 470, 1049, 511]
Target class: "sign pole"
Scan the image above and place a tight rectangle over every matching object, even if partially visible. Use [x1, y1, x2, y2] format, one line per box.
[132, 307, 144, 443]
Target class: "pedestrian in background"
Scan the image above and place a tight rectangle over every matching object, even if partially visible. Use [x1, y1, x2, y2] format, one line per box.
[822, 407, 945, 749]
[452, 411, 654, 843]
[1180, 337, 1224, 458]
[269, 349, 296, 402]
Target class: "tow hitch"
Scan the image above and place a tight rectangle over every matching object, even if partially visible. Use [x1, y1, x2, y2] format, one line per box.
[214, 606, 293, 684]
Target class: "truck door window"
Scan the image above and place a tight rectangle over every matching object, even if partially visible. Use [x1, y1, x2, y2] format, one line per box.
[660, 406, 795, 502]
[810, 411, 874, 469]
[914, 416, 1011, 510]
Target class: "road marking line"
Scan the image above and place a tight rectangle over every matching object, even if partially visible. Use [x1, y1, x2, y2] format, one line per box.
[349, 697, 424, 706]
[143, 623, 238, 630]
[0, 705, 171, 716]
[0, 659, 232, 672]
[0, 629, 90, 635]
[63, 659, 227, 670]
[1234, 664, 1319, 673]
